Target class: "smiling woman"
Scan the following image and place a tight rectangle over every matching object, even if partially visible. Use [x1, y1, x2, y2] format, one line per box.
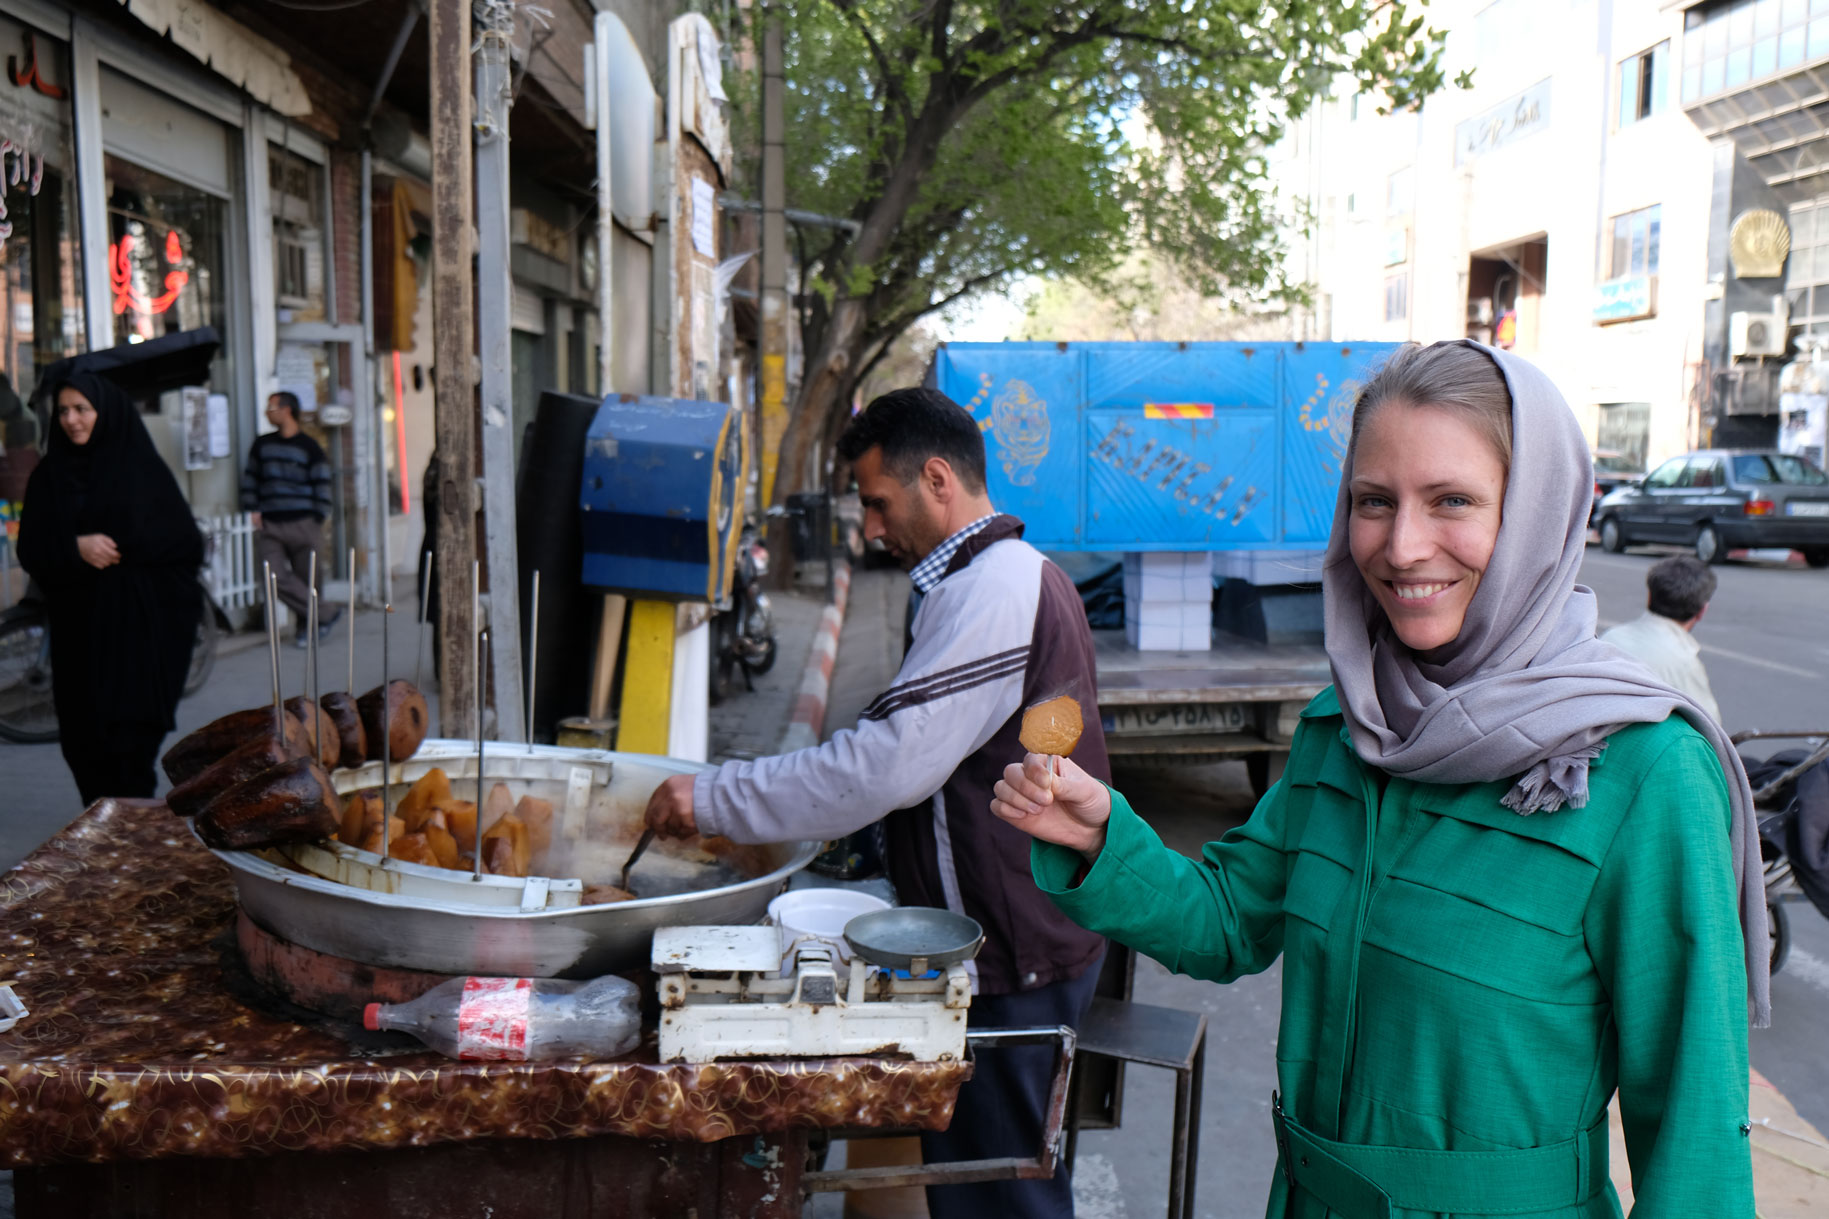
[992, 340, 1776, 1218]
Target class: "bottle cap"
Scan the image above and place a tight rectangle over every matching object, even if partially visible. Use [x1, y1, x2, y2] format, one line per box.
[363, 1002, 382, 1030]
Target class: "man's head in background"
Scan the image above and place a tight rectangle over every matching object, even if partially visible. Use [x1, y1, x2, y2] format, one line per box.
[1646, 554, 1717, 630]
[837, 388, 992, 569]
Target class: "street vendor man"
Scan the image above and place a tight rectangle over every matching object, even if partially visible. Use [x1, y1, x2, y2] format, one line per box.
[645, 386, 1108, 1217]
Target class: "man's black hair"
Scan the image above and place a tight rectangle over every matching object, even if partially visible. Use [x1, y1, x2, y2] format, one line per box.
[837, 387, 986, 493]
[270, 390, 303, 419]
[1646, 554, 1716, 622]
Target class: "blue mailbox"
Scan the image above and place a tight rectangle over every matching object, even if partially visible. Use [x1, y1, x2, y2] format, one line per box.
[579, 394, 744, 603]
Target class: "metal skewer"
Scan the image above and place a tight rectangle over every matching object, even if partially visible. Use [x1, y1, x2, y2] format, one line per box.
[380, 595, 393, 857]
[415, 549, 432, 691]
[526, 570, 539, 752]
[262, 562, 282, 738]
[346, 546, 357, 695]
[473, 626, 488, 880]
[306, 551, 319, 708]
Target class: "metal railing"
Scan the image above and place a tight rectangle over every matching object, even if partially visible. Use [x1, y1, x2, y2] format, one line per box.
[197, 512, 259, 612]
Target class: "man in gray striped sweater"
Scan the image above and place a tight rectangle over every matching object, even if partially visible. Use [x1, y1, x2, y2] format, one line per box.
[241, 391, 338, 646]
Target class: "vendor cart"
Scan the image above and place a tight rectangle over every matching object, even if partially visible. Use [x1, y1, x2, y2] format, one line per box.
[0, 797, 1075, 1216]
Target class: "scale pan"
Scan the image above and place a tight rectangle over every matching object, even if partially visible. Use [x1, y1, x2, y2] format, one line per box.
[843, 907, 984, 971]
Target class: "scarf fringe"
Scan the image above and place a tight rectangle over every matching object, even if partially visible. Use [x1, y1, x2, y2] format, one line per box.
[1501, 745, 1606, 816]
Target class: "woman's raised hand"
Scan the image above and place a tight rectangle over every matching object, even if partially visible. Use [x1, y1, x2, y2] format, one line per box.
[991, 752, 1113, 860]
[77, 534, 120, 569]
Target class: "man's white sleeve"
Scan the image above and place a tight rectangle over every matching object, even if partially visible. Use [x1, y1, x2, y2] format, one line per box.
[691, 571, 1033, 843]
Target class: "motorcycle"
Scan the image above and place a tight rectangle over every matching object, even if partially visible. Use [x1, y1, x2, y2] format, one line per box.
[1735, 729, 1829, 975]
[710, 520, 777, 704]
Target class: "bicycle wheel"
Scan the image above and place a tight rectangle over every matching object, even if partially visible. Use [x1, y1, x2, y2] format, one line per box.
[183, 588, 220, 697]
[0, 613, 59, 743]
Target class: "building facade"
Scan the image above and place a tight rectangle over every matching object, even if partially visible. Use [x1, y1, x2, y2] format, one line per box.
[1284, 0, 1736, 472]
[0, 0, 692, 611]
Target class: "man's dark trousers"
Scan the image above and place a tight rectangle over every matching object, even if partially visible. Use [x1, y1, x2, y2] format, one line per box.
[921, 949, 1103, 1217]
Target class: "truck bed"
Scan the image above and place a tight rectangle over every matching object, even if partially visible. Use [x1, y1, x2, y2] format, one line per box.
[1092, 630, 1331, 705]
[1091, 631, 1330, 782]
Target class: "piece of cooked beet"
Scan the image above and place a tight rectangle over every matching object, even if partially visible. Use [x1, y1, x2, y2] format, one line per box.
[162, 707, 308, 788]
[319, 692, 368, 770]
[166, 733, 297, 818]
[284, 696, 341, 770]
[195, 757, 343, 851]
[356, 680, 429, 763]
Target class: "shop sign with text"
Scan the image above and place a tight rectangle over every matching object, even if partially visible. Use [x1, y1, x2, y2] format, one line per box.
[1594, 276, 1656, 324]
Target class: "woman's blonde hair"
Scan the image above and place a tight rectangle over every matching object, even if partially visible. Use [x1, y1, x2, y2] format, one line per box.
[1350, 341, 1513, 473]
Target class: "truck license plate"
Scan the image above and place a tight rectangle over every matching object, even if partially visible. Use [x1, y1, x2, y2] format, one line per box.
[1787, 501, 1829, 517]
[1102, 703, 1249, 736]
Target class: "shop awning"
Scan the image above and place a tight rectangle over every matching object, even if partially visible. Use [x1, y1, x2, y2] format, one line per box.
[117, 0, 310, 116]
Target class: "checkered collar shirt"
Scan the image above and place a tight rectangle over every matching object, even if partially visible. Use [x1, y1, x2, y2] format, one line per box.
[908, 514, 996, 594]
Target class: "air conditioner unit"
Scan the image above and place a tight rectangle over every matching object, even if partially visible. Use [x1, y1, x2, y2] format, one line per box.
[1730, 311, 1787, 358]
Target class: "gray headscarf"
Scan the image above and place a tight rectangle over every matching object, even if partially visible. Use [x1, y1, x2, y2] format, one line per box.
[1323, 339, 1770, 1028]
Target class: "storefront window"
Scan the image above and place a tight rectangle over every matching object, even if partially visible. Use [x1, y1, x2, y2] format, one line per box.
[269, 142, 326, 324]
[105, 154, 229, 350]
[0, 20, 84, 577]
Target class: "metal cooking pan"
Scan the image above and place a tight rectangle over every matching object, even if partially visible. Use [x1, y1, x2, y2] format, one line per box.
[209, 741, 819, 978]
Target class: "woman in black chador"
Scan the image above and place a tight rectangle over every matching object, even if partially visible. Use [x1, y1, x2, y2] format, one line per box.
[18, 372, 202, 803]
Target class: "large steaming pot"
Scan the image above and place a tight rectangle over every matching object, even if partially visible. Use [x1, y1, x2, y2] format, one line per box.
[209, 741, 818, 977]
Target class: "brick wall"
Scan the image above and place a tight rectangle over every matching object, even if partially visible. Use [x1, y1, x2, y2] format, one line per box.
[329, 151, 363, 327]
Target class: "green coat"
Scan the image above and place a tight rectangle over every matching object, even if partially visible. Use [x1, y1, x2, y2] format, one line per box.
[1035, 688, 1753, 1218]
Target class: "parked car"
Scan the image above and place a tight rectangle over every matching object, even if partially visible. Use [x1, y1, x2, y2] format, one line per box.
[1590, 450, 1644, 522]
[1594, 449, 1829, 566]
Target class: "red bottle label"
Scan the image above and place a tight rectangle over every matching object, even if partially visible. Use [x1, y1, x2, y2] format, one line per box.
[456, 977, 533, 1060]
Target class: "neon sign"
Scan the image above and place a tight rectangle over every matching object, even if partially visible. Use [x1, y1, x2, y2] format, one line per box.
[110, 230, 191, 316]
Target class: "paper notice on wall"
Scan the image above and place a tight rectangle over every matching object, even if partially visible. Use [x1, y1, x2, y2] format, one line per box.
[274, 342, 321, 413]
[691, 177, 716, 259]
[180, 387, 211, 471]
[207, 393, 231, 458]
[695, 19, 727, 102]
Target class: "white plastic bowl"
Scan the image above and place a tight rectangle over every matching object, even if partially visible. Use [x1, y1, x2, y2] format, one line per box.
[767, 887, 891, 966]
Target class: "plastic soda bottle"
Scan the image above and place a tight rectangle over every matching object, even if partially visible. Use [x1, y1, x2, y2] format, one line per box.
[363, 974, 642, 1061]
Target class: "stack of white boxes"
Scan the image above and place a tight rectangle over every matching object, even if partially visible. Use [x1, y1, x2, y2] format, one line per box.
[1122, 552, 1213, 651]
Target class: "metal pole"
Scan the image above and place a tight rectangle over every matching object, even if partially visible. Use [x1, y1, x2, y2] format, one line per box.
[360, 149, 380, 605]
[474, 0, 525, 744]
[757, 9, 789, 514]
[591, 16, 613, 397]
[429, 0, 478, 737]
[526, 570, 539, 751]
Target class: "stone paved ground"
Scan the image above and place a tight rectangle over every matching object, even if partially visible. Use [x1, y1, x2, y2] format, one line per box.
[706, 580, 828, 764]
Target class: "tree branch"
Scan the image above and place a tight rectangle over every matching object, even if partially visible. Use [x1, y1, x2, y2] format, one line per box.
[829, 0, 916, 130]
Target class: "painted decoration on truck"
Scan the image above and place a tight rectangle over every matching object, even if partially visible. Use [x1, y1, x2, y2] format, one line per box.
[929, 341, 1399, 550]
[990, 378, 1050, 486]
